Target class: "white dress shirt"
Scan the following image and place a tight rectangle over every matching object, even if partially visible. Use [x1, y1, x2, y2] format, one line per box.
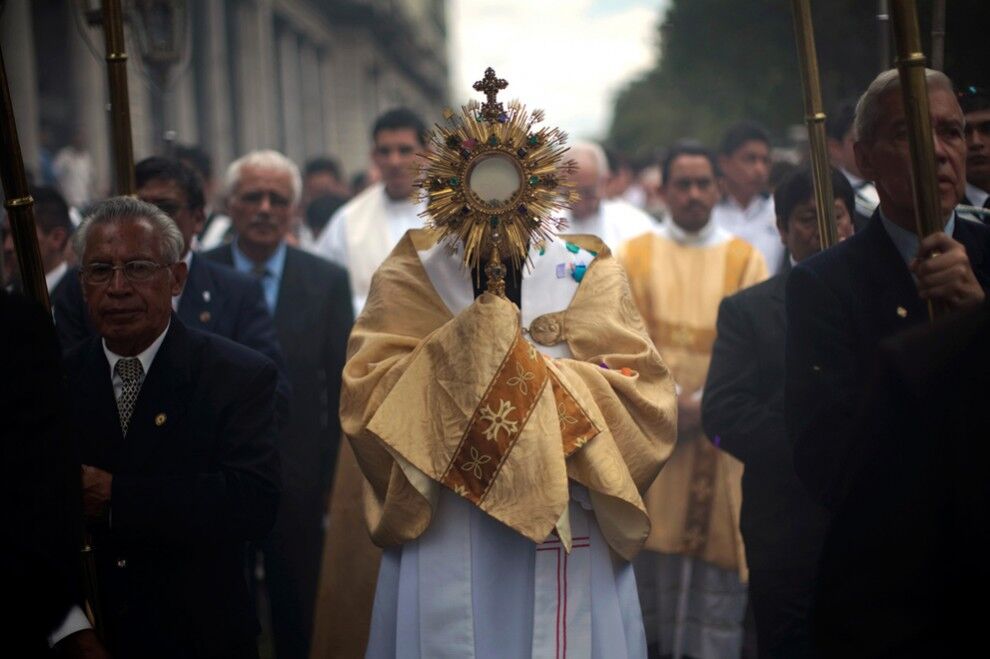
[711, 193, 783, 274]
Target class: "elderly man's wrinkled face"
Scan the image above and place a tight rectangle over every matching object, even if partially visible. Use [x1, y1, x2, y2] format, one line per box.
[228, 165, 296, 255]
[855, 87, 966, 224]
[81, 218, 186, 356]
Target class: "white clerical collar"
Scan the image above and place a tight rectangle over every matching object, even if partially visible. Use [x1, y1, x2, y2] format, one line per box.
[658, 217, 729, 247]
[966, 183, 989, 209]
[102, 322, 169, 381]
[45, 261, 68, 294]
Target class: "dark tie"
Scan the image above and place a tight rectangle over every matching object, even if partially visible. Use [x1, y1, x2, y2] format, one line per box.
[115, 357, 144, 436]
[251, 263, 269, 279]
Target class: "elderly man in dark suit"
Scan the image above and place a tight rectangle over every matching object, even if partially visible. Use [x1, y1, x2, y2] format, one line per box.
[703, 167, 854, 658]
[203, 149, 352, 659]
[787, 69, 990, 511]
[53, 158, 288, 406]
[64, 196, 280, 658]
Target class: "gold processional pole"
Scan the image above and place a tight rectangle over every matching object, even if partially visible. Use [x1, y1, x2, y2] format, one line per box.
[102, 0, 136, 196]
[791, 0, 838, 249]
[930, 0, 946, 71]
[0, 47, 48, 308]
[889, 0, 944, 320]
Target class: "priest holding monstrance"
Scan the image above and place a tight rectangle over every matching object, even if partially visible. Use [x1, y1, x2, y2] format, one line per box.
[343, 69, 677, 657]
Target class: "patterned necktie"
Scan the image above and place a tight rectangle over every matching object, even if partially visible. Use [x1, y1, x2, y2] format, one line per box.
[115, 357, 144, 436]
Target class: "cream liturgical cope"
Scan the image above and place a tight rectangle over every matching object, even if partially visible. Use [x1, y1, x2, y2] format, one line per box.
[343, 229, 677, 659]
[619, 224, 767, 576]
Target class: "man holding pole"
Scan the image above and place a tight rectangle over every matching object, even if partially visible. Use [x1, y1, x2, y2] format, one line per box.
[786, 68, 990, 510]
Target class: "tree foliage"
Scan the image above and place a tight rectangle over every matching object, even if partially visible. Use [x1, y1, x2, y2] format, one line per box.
[608, 0, 990, 158]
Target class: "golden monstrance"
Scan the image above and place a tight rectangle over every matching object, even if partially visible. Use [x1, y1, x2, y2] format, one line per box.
[416, 67, 576, 297]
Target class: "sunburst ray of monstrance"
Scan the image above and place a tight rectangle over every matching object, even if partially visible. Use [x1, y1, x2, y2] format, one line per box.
[416, 68, 576, 297]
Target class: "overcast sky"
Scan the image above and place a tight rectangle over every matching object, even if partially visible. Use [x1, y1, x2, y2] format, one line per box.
[448, 0, 671, 141]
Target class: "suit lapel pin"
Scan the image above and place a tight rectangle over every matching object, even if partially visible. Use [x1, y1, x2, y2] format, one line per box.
[896, 306, 907, 318]
[202, 290, 211, 302]
[199, 311, 211, 323]
[155, 413, 167, 427]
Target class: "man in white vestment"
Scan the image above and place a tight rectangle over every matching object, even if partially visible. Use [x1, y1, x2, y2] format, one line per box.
[711, 121, 784, 274]
[313, 108, 428, 315]
[342, 225, 678, 659]
[561, 141, 656, 249]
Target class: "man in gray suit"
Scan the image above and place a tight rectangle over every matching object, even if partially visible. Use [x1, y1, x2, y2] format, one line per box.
[204, 150, 352, 659]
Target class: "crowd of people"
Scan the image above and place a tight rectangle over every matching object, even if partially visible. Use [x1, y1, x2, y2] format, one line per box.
[3, 68, 990, 659]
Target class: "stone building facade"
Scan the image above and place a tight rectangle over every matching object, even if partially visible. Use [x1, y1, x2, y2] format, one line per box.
[1, 0, 448, 201]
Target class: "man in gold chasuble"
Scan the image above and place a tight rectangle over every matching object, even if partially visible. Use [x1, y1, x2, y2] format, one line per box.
[343, 226, 677, 659]
[619, 144, 768, 659]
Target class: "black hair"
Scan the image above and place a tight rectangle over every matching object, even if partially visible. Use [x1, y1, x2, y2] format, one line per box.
[372, 107, 428, 146]
[304, 156, 343, 180]
[719, 120, 771, 156]
[29, 186, 73, 238]
[825, 99, 857, 141]
[135, 156, 206, 211]
[172, 144, 212, 181]
[662, 142, 718, 184]
[305, 193, 349, 235]
[958, 85, 990, 114]
[774, 166, 855, 229]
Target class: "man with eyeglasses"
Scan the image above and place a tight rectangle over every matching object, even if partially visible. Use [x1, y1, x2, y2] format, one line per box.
[58, 196, 281, 658]
[313, 107, 429, 316]
[203, 149, 352, 659]
[53, 158, 288, 413]
[786, 69, 990, 656]
[560, 140, 655, 249]
[617, 143, 767, 658]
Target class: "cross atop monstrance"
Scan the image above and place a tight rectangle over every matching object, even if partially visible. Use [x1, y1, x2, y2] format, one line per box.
[473, 67, 508, 122]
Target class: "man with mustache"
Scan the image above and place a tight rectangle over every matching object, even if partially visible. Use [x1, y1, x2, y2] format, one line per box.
[203, 150, 352, 659]
[618, 143, 767, 658]
[64, 197, 281, 658]
[786, 68, 990, 513]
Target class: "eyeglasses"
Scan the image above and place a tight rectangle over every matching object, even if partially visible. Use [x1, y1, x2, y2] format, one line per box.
[236, 190, 291, 208]
[81, 260, 171, 284]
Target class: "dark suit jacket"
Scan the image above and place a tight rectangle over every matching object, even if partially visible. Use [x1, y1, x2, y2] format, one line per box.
[53, 254, 288, 393]
[203, 244, 352, 520]
[813, 305, 990, 657]
[1, 291, 83, 655]
[785, 213, 990, 508]
[703, 269, 829, 571]
[64, 319, 280, 658]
